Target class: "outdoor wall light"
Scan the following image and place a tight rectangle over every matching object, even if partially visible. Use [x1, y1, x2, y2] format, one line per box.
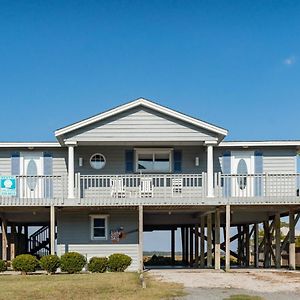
[195, 157, 199, 166]
[79, 157, 83, 167]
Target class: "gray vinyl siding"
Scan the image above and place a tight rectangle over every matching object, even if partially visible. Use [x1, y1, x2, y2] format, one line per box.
[64, 107, 218, 142]
[57, 209, 139, 271]
[0, 148, 68, 176]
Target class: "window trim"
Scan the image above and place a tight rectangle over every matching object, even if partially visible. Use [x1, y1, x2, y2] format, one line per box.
[89, 153, 106, 170]
[90, 214, 109, 240]
[134, 148, 173, 173]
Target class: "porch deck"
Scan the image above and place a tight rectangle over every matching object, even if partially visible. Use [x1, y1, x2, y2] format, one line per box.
[0, 173, 299, 206]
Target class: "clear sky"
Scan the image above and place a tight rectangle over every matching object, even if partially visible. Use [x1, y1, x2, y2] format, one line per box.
[0, 1, 300, 142]
[0, 1, 300, 251]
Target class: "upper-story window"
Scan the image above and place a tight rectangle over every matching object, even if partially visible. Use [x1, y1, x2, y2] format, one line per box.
[90, 153, 106, 170]
[135, 149, 172, 173]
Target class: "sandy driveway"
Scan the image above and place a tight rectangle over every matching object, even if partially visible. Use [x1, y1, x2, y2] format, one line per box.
[148, 268, 300, 299]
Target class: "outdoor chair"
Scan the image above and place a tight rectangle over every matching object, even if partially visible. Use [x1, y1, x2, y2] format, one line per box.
[139, 178, 154, 198]
[110, 177, 126, 198]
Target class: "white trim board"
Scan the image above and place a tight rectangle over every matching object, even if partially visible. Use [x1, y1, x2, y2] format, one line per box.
[55, 98, 228, 138]
[219, 141, 300, 147]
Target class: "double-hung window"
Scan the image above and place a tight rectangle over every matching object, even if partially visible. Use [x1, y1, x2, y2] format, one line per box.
[135, 149, 172, 173]
[90, 215, 108, 240]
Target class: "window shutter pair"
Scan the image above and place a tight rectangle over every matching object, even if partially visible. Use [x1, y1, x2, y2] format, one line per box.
[124, 150, 182, 173]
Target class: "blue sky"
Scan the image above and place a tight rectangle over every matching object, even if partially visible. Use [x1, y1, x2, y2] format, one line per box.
[0, 1, 300, 250]
[0, 1, 300, 142]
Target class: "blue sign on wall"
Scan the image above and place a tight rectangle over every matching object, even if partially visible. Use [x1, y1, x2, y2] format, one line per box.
[0, 176, 17, 196]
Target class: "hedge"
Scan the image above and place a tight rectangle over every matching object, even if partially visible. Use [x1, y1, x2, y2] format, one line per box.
[60, 252, 86, 274]
[12, 254, 39, 274]
[0, 259, 6, 272]
[88, 257, 108, 273]
[108, 253, 132, 272]
[40, 255, 60, 274]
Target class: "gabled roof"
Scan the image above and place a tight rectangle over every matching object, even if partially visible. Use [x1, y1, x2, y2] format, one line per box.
[55, 98, 228, 138]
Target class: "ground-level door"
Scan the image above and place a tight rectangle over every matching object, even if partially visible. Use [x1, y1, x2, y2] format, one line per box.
[231, 151, 254, 197]
[19, 152, 44, 198]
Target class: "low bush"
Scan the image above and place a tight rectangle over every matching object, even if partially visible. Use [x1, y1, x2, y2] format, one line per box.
[60, 252, 86, 274]
[88, 257, 108, 273]
[12, 254, 39, 274]
[0, 259, 6, 272]
[40, 255, 60, 274]
[108, 253, 132, 272]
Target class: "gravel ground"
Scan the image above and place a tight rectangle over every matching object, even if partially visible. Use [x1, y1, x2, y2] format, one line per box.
[148, 268, 300, 300]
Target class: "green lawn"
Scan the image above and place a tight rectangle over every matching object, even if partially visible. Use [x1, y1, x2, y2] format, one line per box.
[224, 295, 264, 300]
[0, 272, 184, 300]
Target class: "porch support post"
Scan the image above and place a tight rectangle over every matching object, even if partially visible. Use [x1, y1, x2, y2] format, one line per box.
[67, 141, 77, 199]
[10, 224, 16, 260]
[195, 224, 199, 267]
[275, 213, 281, 268]
[50, 205, 56, 255]
[254, 223, 259, 268]
[245, 224, 250, 267]
[171, 228, 175, 265]
[214, 208, 221, 270]
[185, 227, 189, 265]
[225, 204, 231, 271]
[138, 205, 144, 272]
[205, 142, 215, 197]
[189, 226, 193, 266]
[289, 211, 295, 270]
[1, 219, 7, 261]
[207, 213, 212, 267]
[200, 217, 205, 267]
[181, 227, 185, 263]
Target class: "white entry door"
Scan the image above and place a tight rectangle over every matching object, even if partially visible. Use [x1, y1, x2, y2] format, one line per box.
[20, 152, 44, 198]
[231, 151, 254, 197]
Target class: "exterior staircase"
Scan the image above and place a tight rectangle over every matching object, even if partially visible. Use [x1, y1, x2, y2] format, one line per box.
[29, 226, 51, 257]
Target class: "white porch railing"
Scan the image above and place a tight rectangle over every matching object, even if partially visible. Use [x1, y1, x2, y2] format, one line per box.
[0, 175, 66, 206]
[214, 173, 300, 198]
[75, 173, 207, 204]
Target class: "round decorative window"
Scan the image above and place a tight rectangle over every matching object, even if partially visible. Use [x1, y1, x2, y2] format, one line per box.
[90, 153, 106, 170]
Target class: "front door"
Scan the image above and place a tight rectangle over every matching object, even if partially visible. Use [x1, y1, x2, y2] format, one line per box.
[231, 151, 254, 197]
[20, 152, 43, 198]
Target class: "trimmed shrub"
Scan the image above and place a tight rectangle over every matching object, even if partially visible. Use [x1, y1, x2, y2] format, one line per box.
[40, 255, 60, 274]
[60, 252, 86, 274]
[108, 253, 132, 272]
[88, 257, 108, 273]
[0, 259, 7, 272]
[12, 254, 39, 274]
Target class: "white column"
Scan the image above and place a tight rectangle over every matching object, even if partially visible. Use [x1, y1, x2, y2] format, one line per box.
[206, 144, 214, 197]
[289, 211, 295, 270]
[214, 209, 221, 270]
[138, 205, 144, 272]
[67, 142, 76, 199]
[50, 205, 55, 255]
[225, 204, 231, 271]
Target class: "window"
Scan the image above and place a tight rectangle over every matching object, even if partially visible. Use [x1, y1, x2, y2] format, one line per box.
[90, 215, 108, 240]
[90, 153, 106, 170]
[135, 149, 172, 173]
[236, 159, 248, 190]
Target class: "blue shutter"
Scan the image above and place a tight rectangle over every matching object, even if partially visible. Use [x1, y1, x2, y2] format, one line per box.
[254, 151, 263, 196]
[11, 152, 20, 175]
[11, 152, 20, 197]
[222, 151, 231, 197]
[173, 150, 182, 173]
[44, 152, 53, 198]
[125, 150, 134, 173]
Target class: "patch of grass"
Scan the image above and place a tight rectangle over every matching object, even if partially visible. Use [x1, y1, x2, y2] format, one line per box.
[224, 295, 264, 300]
[0, 272, 184, 300]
